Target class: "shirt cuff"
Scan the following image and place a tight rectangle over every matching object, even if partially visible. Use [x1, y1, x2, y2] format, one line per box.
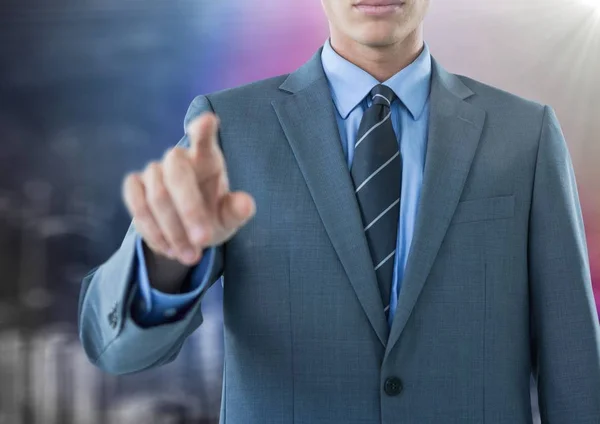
[131, 235, 216, 326]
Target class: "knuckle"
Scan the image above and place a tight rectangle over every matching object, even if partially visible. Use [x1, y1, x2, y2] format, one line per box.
[142, 163, 161, 185]
[148, 185, 170, 205]
[180, 205, 201, 221]
[163, 147, 185, 166]
[172, 146, 188, 156]
[146, 161, 162, 174]
[123, 172, 137, 187]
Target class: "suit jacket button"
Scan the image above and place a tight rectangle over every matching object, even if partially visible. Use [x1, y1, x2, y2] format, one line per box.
[107, 303, 119, 329]
[384, 377, 403, 396]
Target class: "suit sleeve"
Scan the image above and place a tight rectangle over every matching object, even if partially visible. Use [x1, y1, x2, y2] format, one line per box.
[77, 95, 225, 375]
[528, 105, 600, 422]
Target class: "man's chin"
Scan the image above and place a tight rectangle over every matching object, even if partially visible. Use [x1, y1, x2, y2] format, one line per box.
[349, 21, 401, 45]
[354, 32, 399, 49]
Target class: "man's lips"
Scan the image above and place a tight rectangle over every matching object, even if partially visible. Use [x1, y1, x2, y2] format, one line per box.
[354, 0, 404, 5]
[353, 1, 404, 15]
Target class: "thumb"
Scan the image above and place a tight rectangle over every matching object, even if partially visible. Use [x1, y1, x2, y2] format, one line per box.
[218, 191, 256, 231]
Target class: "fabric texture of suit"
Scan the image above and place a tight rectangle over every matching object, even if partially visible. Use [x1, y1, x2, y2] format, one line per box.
[78, 45, 600, 423]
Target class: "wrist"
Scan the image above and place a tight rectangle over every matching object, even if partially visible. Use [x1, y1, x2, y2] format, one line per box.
[142, 242, 197, 293]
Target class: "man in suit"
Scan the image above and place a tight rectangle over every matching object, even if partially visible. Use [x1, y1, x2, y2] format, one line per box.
[78, 0, 600, 422]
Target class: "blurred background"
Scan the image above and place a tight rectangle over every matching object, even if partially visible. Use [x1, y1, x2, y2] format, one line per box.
[0, 0, 598, 422]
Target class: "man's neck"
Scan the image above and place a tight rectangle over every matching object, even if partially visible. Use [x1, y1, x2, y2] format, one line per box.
[329, 29, 424, 82]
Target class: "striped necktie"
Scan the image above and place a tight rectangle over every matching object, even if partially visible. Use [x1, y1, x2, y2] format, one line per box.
[350, 84, 402, 317]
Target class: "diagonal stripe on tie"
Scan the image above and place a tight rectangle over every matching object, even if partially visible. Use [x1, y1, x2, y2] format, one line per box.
[355, 151, 400, 193]
[350, 84, 402, 311]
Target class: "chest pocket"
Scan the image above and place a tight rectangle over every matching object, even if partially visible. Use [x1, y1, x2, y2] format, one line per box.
[450, 194, 515, 225]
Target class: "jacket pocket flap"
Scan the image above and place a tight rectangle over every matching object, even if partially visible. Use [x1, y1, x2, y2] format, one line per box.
[450, 194, 515, 225]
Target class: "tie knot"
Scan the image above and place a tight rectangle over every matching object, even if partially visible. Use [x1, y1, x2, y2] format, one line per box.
[370, 84, 396, 107]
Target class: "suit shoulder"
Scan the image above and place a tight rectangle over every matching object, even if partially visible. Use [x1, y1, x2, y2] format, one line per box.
[207, 74, 290, 107]
[182, 73, 290, 127]
[456, 74, 546, 116]
[454, 74, 552, 143]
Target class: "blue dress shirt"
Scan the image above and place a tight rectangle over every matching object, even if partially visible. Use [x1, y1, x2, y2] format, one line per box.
[132, 38, 432, 328]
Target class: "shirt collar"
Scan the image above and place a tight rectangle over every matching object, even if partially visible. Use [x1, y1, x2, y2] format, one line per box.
[320, 37, 432, 120]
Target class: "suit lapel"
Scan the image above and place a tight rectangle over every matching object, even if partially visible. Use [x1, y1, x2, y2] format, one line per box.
[272, 48, 389, 347]
[384, 59, 486, 357]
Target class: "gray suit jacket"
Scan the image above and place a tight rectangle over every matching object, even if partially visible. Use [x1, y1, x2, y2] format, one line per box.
[78, 46, 600, 423]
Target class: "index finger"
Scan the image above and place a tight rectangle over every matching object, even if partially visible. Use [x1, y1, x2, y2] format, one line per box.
[186, 112, 220, 162]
